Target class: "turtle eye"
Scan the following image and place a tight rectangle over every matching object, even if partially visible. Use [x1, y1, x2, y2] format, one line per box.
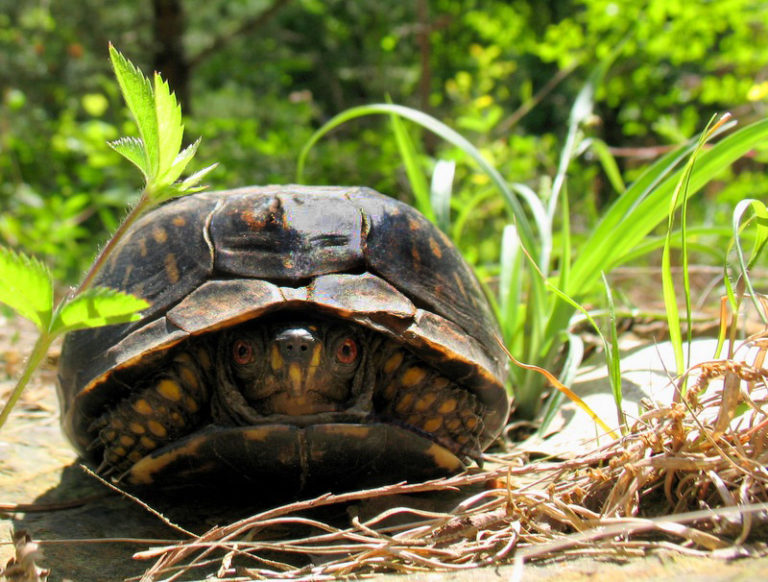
[233, 339, 254, 365]
[336, 337, 358, 364]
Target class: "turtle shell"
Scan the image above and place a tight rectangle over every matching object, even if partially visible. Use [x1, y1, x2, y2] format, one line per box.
[57, 185, 509, 491]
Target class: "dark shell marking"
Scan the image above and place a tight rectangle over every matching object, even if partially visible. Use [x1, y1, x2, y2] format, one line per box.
[57, 186, 509, 489]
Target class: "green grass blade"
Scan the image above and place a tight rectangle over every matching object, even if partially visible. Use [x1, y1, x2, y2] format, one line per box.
[587, 138, 626, 194]
[430, 160, 455, 234]
[388, 110, 434, 222]
[296, 102, 543, 258]
[568, 117, 768, 298]
[601, 272, 625, 430]
[499, 224, 522, 342]
[731, 199, 768, 324]
[0, 247, 53, 331]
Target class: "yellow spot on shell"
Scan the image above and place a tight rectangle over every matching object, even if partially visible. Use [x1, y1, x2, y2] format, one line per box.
[422, 416, 443, 433]
[147, 420, 167, 438]
[157, 379, 182, 402]
[395, 392, 414, 414]
[437, 398, 457, 414]
[172, 216, 186, 227]
[102, 429, 117, 441]
[271, 344, 283, 370]
[464, 416, 478, 430]
[164, 253, 180, 284]
[453, 272, 467, 298]
[133, 399, 153, 415]
[408, 217, 420, 231]
[129, 422, 146, 434]
[138, 238, 148, 257]
[111, 418, 124, 429]
[128, 451, 143, 462]
[413, 392, 437, 412]
[401, 366, 427, 387]
[184, 396, 199, 413]
[425, 443, 464, 471]
[152, 226, 168, 243]
[310, 343, 322, 367]
[445, 418, 461, 431]
[429, 237, 443, 258]
[140, 436, 156, 449]
[288, 363, 303, 394]
[432, 377, 450, 390]
[196, 347, 212, 370]
[170, 412, 184, 426]
[113, 446, 126, 456]
[384, 351, 404, 374]
[119, 435, 135, 447]
[382, 382, 398, 400]
[179, 366, 199, 391]
[121, 264, 134, 287]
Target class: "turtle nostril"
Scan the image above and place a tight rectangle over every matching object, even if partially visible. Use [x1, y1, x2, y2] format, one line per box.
[275, 328, 317, 361]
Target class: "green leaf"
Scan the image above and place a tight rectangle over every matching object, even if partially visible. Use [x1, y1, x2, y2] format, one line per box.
[430, 160, 455, 233]
[108, 137, 149, 179]
[50, 287, 150, 337]
[388, 110, 434, 222]
[157, 138, 201, 192]
[178, 162, 218, 192]
[0, 247, 53, 331]
[153, 72, 184, 184]
[296, 102, 543, 259]
[109, 44, 158, 178]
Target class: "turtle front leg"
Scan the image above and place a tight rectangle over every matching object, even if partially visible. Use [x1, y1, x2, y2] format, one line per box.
[89, 345, 213, 479]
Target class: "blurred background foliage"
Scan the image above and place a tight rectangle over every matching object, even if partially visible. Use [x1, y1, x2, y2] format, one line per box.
[1, 0, 767, 282]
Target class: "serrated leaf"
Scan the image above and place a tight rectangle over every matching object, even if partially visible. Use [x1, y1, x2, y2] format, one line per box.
[108, 136, 149, 179]
[155, 138, 200, 193]
[178, 162, 218, 191]
[50, 287, 149, 337]
[0, 247, 53, 331]
[153, 72, 184, 182]
[109, 44, 159, 178]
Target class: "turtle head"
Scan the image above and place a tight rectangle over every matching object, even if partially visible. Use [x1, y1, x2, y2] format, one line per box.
[218, 318, 368, 419]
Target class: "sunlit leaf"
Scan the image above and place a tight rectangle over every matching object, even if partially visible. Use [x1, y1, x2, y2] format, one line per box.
[50, 287, 149, 336]
[156, 138, 201, 194]
[178, 162, 218, 193]
[0, 247, 53, 331]
[109, 44, 158, 178]
[388, 111, 434, 222]
[430, 160, 455, 233]
[153, 73, 184, 185]
[108, 136, 149, 179]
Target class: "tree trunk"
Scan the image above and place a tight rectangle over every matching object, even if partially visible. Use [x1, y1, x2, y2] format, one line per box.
[153, 0, 190, 111]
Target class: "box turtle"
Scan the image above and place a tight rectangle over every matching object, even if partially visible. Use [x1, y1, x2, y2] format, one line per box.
[57, 186, 509, 494]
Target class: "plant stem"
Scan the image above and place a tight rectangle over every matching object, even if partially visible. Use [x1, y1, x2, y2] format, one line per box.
[74, 191, 150, 295]
[0, 334, 52, 429]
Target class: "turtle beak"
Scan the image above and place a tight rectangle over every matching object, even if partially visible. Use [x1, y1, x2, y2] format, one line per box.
[273, 327, 322, 397]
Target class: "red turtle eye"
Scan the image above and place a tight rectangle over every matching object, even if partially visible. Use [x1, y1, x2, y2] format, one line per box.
[336, 337, 358, 364]
[233, 340, 253, 365]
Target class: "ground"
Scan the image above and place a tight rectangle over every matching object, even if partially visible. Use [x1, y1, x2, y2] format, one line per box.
[1, 314, 767, 581]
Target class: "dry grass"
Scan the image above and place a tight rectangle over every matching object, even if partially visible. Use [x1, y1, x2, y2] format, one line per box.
[126, 344, 768, 582]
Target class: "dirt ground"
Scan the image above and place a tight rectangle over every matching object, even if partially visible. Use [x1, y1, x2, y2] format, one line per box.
[1, 314, 767, 581]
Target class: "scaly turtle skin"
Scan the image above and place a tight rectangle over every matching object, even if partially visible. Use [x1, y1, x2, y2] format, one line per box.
[57, 186, 509, 494]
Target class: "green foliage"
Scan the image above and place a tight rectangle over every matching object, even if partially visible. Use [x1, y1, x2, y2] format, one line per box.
[1, 0, 768, 425]
[0, 45, 210, 430]
[107, 45, 216, 202]
[0, 247, 53, 331]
